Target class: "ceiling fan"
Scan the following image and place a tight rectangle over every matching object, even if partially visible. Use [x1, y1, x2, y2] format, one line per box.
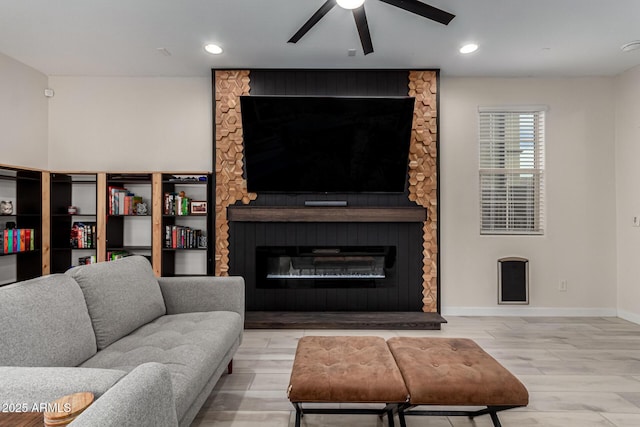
[288, 0, 455, 55]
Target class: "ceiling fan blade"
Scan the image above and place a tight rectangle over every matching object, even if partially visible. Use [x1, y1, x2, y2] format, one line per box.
[288, 0, 336, 43]
[353, 6, 374, 55]
[378, 0, 455, 25]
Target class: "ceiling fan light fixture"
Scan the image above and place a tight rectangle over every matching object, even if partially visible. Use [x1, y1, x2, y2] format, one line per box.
[459, 43, 478, 54]
[336, 0, 365, 10]
[621, 41, 640, 52]
[204, 43, 223, 55]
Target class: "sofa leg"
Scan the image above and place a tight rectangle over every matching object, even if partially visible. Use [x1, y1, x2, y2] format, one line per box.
[227, 360, 233, 374]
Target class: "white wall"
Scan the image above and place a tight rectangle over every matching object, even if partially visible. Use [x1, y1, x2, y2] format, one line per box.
[614, 66, 640, 323]
[42, 74, 621, 316]
[440, 77, 618, 315]
[0, 52, 49, 169]
[48, 76, 212, 171]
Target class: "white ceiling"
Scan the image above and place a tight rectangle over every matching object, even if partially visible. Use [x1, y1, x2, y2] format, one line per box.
[1, 0, 639, 78]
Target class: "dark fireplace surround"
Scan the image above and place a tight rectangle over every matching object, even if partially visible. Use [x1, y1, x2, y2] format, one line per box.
[227, 207, 426, 311]
[214, 69, 439, 313]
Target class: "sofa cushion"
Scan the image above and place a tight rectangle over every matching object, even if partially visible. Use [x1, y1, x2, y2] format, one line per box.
[0, 274, 97, 367]
[66, 256, 166, 350]
[80, 311, 243, 420]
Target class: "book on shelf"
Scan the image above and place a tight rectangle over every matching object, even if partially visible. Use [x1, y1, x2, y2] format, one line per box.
[70, 222, 97, 249]
[105, 251, 152, 264]
[0, 228, 35, 254]
[106, 250, 130, 261]
[164, 225, 206, 249]
[163, 192, 191, 216]
[108, 186, 146, 215]
[78, 255, 97, 265]
[26, 229, 33, 250]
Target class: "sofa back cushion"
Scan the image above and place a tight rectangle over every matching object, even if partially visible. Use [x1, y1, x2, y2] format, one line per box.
[66, 256, 166, 350]
[0, 274, 97, 366]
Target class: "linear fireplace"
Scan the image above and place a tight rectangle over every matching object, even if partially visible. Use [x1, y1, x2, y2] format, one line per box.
[227, 206, 426, 312]
[256, 246, 396, 289]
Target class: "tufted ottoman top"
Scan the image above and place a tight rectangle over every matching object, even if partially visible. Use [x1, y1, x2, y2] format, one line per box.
[288, 336, 409, 403]
[387, 337, 529, 407]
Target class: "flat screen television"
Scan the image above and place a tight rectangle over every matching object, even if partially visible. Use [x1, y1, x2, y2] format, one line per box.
[239, 95, 415, 193]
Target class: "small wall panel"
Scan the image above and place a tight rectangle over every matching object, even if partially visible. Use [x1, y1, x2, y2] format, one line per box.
[498, 257, 529, 304]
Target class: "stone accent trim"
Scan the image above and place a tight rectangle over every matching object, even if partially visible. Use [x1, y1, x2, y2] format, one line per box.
[214, 70, 255, 276]
[407, 71, 438, 312]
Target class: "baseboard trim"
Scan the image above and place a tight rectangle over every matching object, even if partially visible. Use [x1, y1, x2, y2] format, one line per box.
[442, 306, 618, 317]
[617, 309, 640, 325]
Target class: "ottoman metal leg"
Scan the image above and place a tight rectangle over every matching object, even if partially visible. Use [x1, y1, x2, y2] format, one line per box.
[293, 403, 303, 427]
[489, 410, 502, 427]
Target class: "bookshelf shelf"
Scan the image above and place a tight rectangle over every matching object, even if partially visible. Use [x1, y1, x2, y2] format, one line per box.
[162, 247, 207, 251]
[2, 213, 40, 218]
[106, 173, 153, 261]
[110, 246, 152, 251]
[0, 166, 42, 285]
[53, 247, 95, 252]
[0, 250, 40, 257]
[0, 174, 40, 183]
[49, 173, 99, 272]
[160, 173, 212, 276]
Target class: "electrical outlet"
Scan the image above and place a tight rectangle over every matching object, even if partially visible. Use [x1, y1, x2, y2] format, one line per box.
[634, 216, 640, 227]
[559, 280, 568, 292]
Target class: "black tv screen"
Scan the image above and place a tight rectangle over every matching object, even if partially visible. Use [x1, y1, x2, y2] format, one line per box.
[240, 95, 415, 193]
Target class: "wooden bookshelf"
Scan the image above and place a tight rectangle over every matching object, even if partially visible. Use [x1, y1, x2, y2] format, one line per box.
[158, 173, 212, 276]
[0, 168, 213, 279]
[0, 165, 43, 285]
[49, 173, 99, 273]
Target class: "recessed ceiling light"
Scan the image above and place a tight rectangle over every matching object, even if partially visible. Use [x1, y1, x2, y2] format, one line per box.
[336, 0, 365, 10]
[460, 43, 478, 54]
[621, 41, 640, 52]
[204, 44, 223, 55]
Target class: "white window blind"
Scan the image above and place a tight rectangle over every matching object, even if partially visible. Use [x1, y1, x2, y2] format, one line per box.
[478, 106, 546, 235]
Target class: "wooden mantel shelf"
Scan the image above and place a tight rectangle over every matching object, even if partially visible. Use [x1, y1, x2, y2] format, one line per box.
[227, 206, 427, 223]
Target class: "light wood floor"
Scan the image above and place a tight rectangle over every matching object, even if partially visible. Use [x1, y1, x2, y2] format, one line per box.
[192, 316, 640, 426]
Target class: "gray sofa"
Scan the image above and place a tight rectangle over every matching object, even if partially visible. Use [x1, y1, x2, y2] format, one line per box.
[0, 256, 245, 427]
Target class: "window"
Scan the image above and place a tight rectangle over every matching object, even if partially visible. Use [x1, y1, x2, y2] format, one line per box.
[478, 106, 546, 234]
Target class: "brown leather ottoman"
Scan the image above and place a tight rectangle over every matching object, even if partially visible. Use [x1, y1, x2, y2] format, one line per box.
[288, 336, 409, 427]
[387, 337, 529, 427]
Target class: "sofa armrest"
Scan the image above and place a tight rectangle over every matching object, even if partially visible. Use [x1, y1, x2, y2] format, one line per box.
[0, 367, 126, 410]
[158, 276, 244, 320]
[71, 363, 178, 427]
